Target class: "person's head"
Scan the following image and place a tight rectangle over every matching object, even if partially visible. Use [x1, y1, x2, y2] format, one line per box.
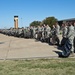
[74, 22, 75, 26]
[55, 22, 58, 25]
[67, 22, 70, 26]
[69, 22, 72, 25]
[53, 25, 55, 28]
[43, 24, 46, 27]
[62, 23, 66, 27]
[47, 24, 49, 27]
[62, 23, 64, 27]
[65, 22, 68, 26]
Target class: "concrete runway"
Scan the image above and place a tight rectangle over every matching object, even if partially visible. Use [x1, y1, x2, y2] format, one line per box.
[0, 34, 62, 60]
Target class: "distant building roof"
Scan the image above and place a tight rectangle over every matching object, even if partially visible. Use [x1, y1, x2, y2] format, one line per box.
[59, 18, 75, 21]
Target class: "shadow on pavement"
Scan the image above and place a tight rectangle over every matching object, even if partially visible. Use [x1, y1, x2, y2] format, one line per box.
[53, 51, 62, 57]
[0, 42, 5, 44]
[54, 51, 62, 55]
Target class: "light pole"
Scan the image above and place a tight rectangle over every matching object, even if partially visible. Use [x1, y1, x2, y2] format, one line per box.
[21, 18, 23, 27]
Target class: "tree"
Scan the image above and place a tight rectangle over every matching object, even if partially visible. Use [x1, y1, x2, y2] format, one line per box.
[42, 17, 58, 28]
[30, 21, 41, 27]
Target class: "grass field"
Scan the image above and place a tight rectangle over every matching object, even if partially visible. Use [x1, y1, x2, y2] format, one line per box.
[0, 58, 75, 75]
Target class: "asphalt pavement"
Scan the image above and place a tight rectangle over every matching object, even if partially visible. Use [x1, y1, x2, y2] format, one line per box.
[0, 34, 62, 60]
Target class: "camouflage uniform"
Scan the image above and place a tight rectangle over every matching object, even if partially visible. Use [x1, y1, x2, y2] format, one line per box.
[55, 24, 60, 45]
[67, 25, 74, 53]
[30, 26, 33, 38]
[51, 25, 56, 45]
[45, 25, 51, 43]
[37, 26, 42, 40]
[41, 26, 45, 41]
[74, 25, 75, 53]
[61, 24, 74, 57]
[33, 27, 36, 38]
[61, 25, 67, 46]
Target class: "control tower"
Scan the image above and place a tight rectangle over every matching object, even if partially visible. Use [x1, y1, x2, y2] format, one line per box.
[14, 16, 18, 29]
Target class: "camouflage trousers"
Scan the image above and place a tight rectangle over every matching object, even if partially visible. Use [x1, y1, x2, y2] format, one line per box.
[52, 35, 60, 45]
[74, 37, 75, 53]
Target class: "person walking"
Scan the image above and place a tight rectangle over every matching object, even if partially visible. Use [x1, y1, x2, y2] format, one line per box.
[59, 22, 74, 57]
[61, 23, 68, 46]
[74, 22, 75, 53]
[55, 22, 60, 46]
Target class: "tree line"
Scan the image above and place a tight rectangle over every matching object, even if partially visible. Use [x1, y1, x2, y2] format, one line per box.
[30, 16, 58, 28]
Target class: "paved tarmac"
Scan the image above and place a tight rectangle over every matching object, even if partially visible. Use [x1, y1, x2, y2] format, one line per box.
[0, 34, 62, 60]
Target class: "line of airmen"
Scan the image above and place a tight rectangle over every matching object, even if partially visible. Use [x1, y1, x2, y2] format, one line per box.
[59, 22, 75, 57]
[29, 22, 75, 57]
[0, 22, 75, 58]
[29, 23, 60, 45]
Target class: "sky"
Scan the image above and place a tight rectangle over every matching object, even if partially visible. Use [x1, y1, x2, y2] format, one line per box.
[0, 0, 75, 28]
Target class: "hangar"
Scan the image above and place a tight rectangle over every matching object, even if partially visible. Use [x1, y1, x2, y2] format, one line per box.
[58, 18, 75, 26]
